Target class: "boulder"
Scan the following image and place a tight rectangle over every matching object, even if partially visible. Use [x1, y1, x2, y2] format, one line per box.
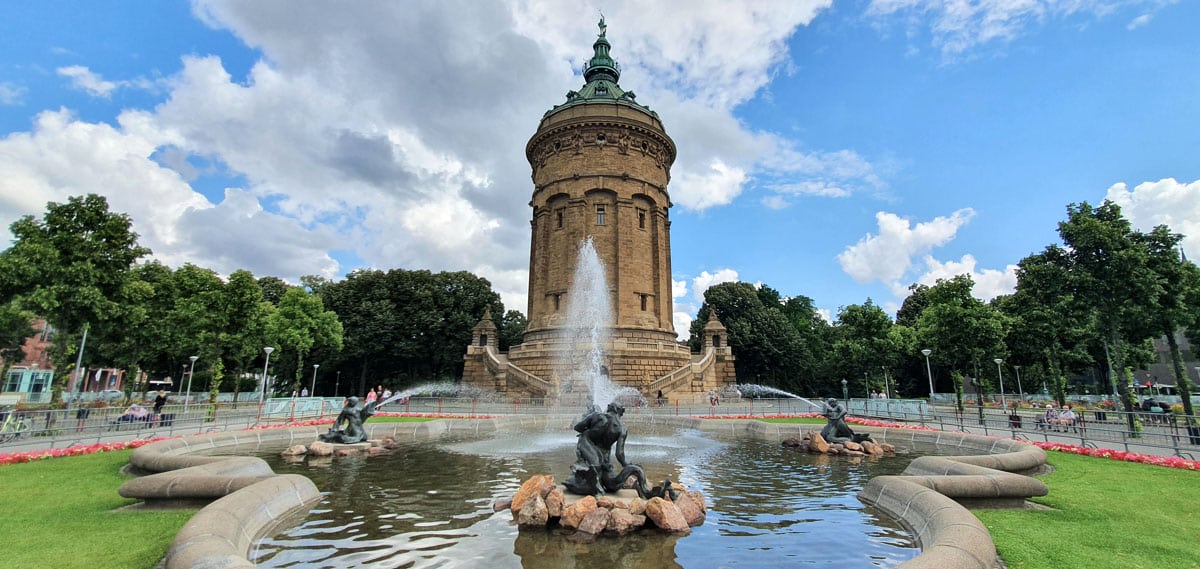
[782, 436, 804, 447]
[280, 445, 307, 457]
[880, 442, 897, 455]
[675, 491, 707, 527]
[644, 497, 689, 533]
[307, 441, 334, 457]
[809, 432, 830, 454]
[367, 446, 388, 456]
[334, 448, 360, 457]
[606, 509, 647, 536]
[511, 474, 556, 515]
[545, 487, 565, 518]
[861, 440, 883, 455]
[560, 495, 597, 529]
[843, 440, 863, 452]
[493, 497, 513, 512]
[577, 507, 612, 535]
[517, 494, 549, 527]
[628, 497, 647, 515]
[597, 496, 628, 510]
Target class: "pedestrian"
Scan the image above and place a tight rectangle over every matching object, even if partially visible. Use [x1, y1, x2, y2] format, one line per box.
[366, 387, 377, 404]
[300, 387, 309, 397]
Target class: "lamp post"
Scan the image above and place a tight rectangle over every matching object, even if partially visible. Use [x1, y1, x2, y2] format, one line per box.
[1014, 365, 1024, 402]
[841, 379, 848, 403]
[310, 364, 319, 397]
[921, 349, 934, 404]
[184, 356, 198, 415]
[881, 366, 891, 398]
[335, 371, 341, 397]
[259, 347, 274, 406]
[994, 358, 1007, 407]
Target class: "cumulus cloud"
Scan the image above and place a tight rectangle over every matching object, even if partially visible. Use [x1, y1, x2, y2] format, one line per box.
[1126, 13, 1153, 29]
[3, 0, 871, 314]
[1105, 178, 1200, 257]
[913, 254, 1018, 302]
[57, 66, 120, 97]
[867, 0, 1175, 57]
[837, 209, 975, 284]
[691, 268, 741, 304]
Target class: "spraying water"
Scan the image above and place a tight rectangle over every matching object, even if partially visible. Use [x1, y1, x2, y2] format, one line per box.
[374, 382, 503, 408]
[555, 237, 622, 411]
[736, 384, 825, 411]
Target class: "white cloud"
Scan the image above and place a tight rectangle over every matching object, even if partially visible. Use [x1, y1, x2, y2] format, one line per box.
[1105, 178, 1200, 257]
[1126, 13, 1153, 29]
[57, 65, 119, 97]
[672, 159, 748, 210]
[672, 278, 688, 300]
[5, 1, 869, 316]
[691, 268, 740, 304]
[914, 254, 1018, 302]
[0, 82, 26, 105]
[837, 208, 975, 284]
[867, 0, 1175, 57]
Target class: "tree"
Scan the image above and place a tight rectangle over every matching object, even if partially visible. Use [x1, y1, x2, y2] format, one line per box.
[691, 282, 805, 393]
[266, 288, 343, 394]
[914, 276, 1008, 403]
[498, 310, 528, 351]
[1057, 201, 1159, 430]
[0, 194, 150, 402]
[0, 302, 35, 382]
[1137, 226, 1200, 419]
[830, 300, 902, 399]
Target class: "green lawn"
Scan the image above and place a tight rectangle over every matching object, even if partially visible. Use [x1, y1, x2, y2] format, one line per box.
[0, 450, 194, 569]
[975, 452, 1200, 569]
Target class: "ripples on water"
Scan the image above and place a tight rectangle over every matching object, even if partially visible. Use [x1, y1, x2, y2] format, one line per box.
[253, 428, 918, 568]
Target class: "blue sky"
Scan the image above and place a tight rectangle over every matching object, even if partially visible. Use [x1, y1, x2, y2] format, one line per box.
[1, 1, 1197, 337]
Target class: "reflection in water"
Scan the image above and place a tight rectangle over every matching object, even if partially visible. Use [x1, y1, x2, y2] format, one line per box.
[254, 428, 918, 568]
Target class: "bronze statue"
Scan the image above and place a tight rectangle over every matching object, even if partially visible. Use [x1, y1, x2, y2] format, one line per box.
[319, 396, 376, 444]
[562, 402, 676, 500]
[821, 398, 872, 444]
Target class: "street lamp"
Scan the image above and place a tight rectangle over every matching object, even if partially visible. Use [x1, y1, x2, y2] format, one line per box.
[184, 355, 198, 415]
[259, 347, 274, 406]
[881, 366, 891, 398]
[921, 349, 934, 403]
[1014, 365, 1024, 402]
[310, 364, 319, 397]
[841, 379, 848, 402]
[994, 358, 1007, 407]
[335, 371, 341, 397]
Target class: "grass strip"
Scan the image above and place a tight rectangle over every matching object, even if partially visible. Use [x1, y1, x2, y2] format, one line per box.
[976, 452, 1200, 569]
[0, 450, 193, 569]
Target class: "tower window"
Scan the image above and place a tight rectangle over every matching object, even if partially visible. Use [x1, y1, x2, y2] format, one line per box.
[596, 205, 606, 225]
[637, 208, 646, 229]
[556, 209, 564, 229]
[553, 293, 562, 312]
[640, 294, 648, 311]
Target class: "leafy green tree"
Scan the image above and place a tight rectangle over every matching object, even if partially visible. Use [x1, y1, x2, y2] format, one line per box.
[257, 276, 294, 306]
[0, 194, 150, 402]
[0, 302, 35, 382]
[1137, 227, 1199, 418]
[830, 299, 901, 399]
[1057, 201, 1158, 430]
[498, 309, 528, 351]
[691, 282, 806, 393]
[266, 288, 343, 394]
[914, 276, 1008, 402]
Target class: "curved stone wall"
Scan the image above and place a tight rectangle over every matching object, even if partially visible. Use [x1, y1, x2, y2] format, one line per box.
[121, 416, 1046, 569]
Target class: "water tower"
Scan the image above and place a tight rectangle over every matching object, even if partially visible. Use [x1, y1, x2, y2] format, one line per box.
[463, 19, 734, 400]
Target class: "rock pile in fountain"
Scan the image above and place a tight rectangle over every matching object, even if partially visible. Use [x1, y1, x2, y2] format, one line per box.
[783, 431, 897, 457]
[496, 474, 706, 537]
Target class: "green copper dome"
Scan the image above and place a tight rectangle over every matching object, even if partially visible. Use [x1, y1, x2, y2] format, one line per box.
[544, 17, 658, 118]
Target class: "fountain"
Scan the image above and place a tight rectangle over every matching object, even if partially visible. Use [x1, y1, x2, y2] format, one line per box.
[736, 383, 826, 411]
[554, 237, 644, 411]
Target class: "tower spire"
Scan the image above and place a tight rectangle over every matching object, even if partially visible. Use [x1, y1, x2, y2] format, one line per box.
[584, 16, 619, 83]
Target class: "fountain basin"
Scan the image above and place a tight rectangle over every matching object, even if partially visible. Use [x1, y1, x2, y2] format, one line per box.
[120, 416, 1048, 569]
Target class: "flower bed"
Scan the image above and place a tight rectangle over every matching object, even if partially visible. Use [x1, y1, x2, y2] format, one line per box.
[1032, 441, 1199, 471]
[0, 413, 496, 467]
